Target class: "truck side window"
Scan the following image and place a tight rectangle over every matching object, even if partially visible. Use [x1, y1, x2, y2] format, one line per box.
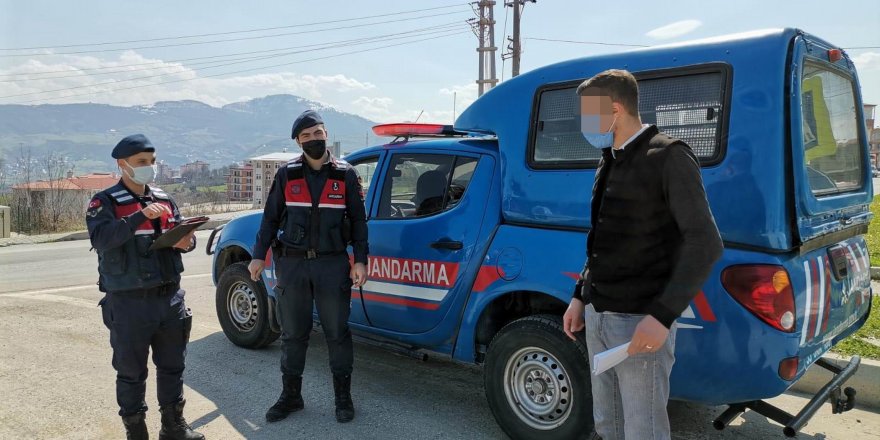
[350, 157, 379, 197]
[377, 154, 478, 219]
[800, 62, 863, 196]
[531, 67, 728, 167]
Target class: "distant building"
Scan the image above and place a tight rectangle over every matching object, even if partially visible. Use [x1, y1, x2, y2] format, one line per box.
[249, 151, 298, 208]
[12, 172, 120, 195]
[865, 104, 878, 168]
[156, 160, 174, 184]
[226, 163, 254, 202]
[12, 172, 120, 210]
[180, 160, 210, 179]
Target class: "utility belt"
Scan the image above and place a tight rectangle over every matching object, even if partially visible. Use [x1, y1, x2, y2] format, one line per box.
[274, 247, 346, 260]
[111, 283, 179, 297]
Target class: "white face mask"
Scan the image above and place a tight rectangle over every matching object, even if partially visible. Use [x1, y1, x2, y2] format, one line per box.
[123, 161, 157, 185]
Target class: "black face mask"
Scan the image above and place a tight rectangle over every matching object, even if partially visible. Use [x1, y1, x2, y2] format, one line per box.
[301, 139, 327, 160]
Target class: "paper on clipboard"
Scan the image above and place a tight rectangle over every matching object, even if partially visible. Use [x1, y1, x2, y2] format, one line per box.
[591, 342, 630, 376]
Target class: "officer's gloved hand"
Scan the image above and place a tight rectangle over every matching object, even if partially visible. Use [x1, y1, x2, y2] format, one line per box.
[248, 259, 265, 281]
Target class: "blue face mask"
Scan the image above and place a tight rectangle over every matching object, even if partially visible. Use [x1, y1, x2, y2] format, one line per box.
[580, 114, 617, 149]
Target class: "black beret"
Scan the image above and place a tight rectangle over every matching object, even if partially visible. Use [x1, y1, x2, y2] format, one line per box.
[112, 134, 155, 159]
[291, 110, 324, 140]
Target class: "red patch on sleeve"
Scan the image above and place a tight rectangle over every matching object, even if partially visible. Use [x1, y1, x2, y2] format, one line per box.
[89, 199, 102, 209]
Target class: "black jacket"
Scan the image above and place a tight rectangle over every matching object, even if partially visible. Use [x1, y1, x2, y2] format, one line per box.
[87, 181, 192, 293]
[573, 125, 722, 328]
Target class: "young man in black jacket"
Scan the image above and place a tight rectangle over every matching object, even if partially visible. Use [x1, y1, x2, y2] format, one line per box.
[562, 70, 722, 440]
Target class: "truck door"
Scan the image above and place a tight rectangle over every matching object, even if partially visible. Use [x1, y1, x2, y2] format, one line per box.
[788, 35, 873, 354]
[360, 150, 494, 333]
[339, 152, 384, 326]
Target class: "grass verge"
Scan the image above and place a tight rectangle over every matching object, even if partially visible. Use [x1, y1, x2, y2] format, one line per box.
[832, 295, 880, 360]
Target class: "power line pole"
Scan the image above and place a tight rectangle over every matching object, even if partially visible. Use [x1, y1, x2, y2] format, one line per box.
[504, 0, 535, 78]
[470, 1, 498, 96]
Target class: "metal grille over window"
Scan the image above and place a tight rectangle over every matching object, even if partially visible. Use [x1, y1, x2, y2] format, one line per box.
[534, 88, 603, 163]
[639, 72, 723, 159]
[532, 70, 725, 165]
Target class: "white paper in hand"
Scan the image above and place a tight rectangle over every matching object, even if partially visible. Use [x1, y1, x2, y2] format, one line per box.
[591, 342, 630, 376]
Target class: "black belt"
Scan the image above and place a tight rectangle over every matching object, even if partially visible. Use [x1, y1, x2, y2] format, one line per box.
[112, 283, 179, 297]
[274, 247, 345, 260]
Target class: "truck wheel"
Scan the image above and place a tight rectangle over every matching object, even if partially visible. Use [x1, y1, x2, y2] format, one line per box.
[216, 262, 280, 348]
[484, 314, 593, 440]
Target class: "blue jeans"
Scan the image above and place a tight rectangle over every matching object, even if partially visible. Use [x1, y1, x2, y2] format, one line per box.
[584, 304, 677, 440]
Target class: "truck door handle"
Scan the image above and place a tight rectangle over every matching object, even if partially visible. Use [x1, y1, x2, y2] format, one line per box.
[431, 240, 463, 250]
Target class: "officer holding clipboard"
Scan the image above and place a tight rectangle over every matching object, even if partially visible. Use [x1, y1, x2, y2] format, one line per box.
[87, 134, 205, 440]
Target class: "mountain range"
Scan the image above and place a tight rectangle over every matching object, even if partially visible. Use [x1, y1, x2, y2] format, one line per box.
[0, 94, 381, 174]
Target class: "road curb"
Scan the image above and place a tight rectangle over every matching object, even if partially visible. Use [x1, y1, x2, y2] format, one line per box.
[790, 353, 880, 409]
[872, 266, 880, 280]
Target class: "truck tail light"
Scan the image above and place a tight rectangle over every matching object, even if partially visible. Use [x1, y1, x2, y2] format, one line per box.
[721, 265, 796, 332]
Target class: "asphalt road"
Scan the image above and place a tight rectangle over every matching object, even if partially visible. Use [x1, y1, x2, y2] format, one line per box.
[0, 233, 878, 439]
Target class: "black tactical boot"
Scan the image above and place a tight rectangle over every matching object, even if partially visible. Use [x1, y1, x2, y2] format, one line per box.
[158, 399, 205, 440]
[121, 412, 148, 440]
[333, 374, 355, 423]
[265, 374, 305, 422]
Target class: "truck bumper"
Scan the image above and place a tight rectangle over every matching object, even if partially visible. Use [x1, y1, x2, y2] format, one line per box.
[713, 355, 860, 437]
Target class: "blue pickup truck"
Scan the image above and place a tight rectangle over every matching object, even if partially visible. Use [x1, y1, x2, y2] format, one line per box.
[208, 28, 872, 439]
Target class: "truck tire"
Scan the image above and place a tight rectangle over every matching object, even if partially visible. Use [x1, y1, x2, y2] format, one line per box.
[484, 314, 593, 440]
[216, 262, 280, 348]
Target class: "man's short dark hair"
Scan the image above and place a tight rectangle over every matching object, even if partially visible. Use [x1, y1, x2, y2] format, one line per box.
[576, 69, 639, 116]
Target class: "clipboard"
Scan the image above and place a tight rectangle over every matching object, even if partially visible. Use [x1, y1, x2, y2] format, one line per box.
[149, 216, 210, 251]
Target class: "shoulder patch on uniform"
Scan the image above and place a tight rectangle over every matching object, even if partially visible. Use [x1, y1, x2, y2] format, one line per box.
[110, 191, 135, 205]
[105, 186, 136, 204]
[151, 187, 171, 199]
[287, 164, 305, 180]
[86, 197, 104, 217]
[332, 159, 351, 170]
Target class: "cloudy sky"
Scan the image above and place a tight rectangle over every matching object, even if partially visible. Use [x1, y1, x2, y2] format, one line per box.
[1, 0, 878, 125]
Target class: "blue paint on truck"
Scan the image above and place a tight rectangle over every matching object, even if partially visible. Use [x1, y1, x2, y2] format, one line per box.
[209, 29, 872, 439]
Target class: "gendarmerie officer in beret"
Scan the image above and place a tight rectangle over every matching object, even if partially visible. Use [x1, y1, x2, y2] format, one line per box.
[88, 134, 204, 440]
[249, 110, 368, 424]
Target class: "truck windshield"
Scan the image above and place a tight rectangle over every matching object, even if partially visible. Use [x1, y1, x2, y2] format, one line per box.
[800, 61, 864, 196]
